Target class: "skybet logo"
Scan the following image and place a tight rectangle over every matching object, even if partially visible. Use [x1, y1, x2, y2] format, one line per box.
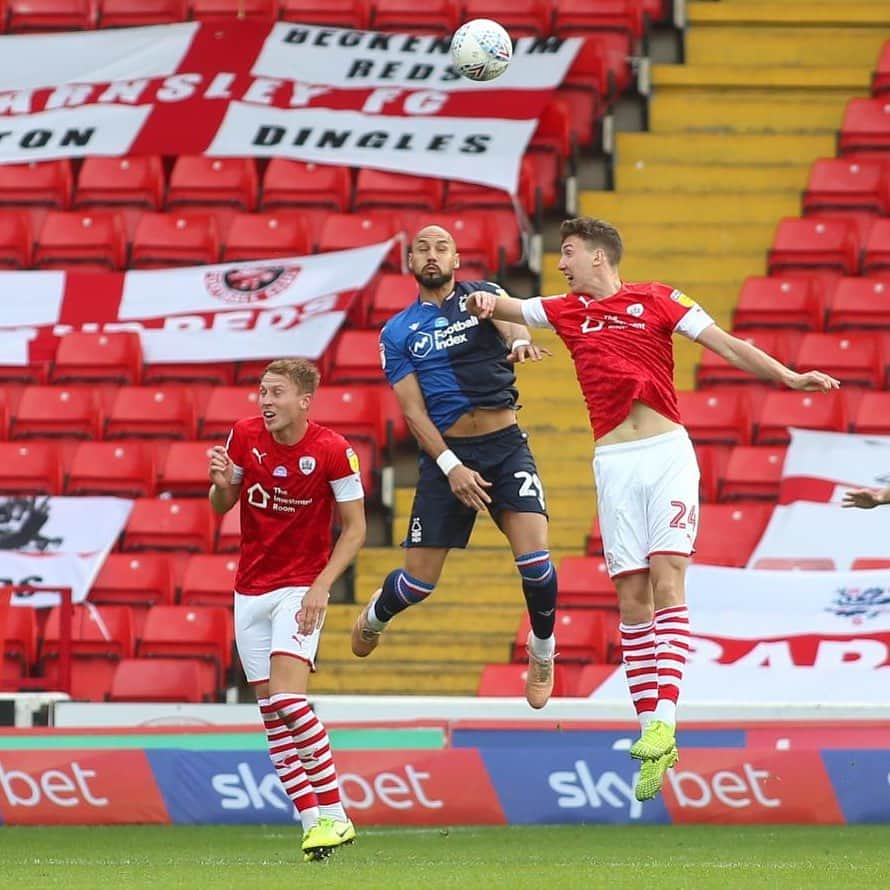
[548, 761, 642, 820]
[0, 761, 108, 808]
[667, 763, 780, 810]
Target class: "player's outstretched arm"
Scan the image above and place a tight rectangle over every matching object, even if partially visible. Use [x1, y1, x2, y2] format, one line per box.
[208, 445, 241, 514]
[492, 319, 552, 363]
[842, 486, 890, 509]
[697, 325, 840, 392]
[466, 290, 527, 324]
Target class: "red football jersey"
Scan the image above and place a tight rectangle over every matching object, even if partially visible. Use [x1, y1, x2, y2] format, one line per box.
[225, 417, 363, 594]
[523, 282, 714, 440]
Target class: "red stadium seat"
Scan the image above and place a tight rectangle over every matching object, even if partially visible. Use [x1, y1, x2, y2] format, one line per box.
[279, 0, 370, 28]
[733, 277, 824, 331]
[191, 0, 276, 20]
[573, 663, 619, 697]
[754, 390, 848, 446]
[557, 42, 610, 150]
[0, 441, 62, 494]
[768, 217, 860, 277]
[180, 554, 237, 607]
[122, 498, 216, 552]
[109, 657, 209, 702]
[157, 441, 214, 497]
[461, 0, 552, 37]
[261, 160, 352, 214]
[33, 211, 126, 271]
[74, 156, 165, 211]
[677, 389, 752, 446]
[839, 98, 890, 159]
[309, 384, 386, 451]
[366, 273, 417, 327]
[0, 211, 32, 269]
[7, 0, 96, 31]
[428, 212, 500, 279]
[692, 503, 773, 568]
[317, 212, 401, 271]
[215, 507, 241, 553]
[130, 212, 220, 268]
[143, 361, 234, 386]
[752, 557, 836, 571]
[556, 555, 615, 607]
[585, 514, 603, 556]
[327, 330, 387, 385]
[354, 170, 445, 213]
[694, 442, 731, 503]
[720, 445, 787, 502]
[2, 605, 37, 685]
[851, 391, 890, 435]
[66, 441, 155, 497]
[477, 662, 576, 698]
[105, 386, 195, 439]
[803, 158, 889, 217]
[528, 99, 574, 209]
[371, 0, 458, 34]
[862, 219, 890, 276]
[795, 332, 882, 388]
[51, 332, 143, 385]
[167, 157, 258, 214]
[0, 160, 72, 209]
[851, 557, 890, 570]
[874, 41, 890, 98]
[99, 0, 186, 27]
[696, 329, 800, 387]
[12, 386, 101, 439]
[90, 553, 175, 621]
[200, 386, 260, 439]
[553, 0, 644, 46]
[825, 277, 890, 330]
[513, 609, 618, 664]
[222, 212, 311, 262]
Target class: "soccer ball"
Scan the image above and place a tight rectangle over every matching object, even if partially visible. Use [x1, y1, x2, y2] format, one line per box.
[450, 19, 513, 82]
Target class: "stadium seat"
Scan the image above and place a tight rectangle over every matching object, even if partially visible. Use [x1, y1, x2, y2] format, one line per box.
[261, 160, 352, 214]
[33, 211, 126, 271]
[751, 558, 836, 571]
[513, 609, 618, 664]
[0, 211, 32, 269]
[768, 217, 860, 277]
[851, 391, 890, 435]
[371, 0, 458, 34]
[427, 212, 501, 279]
[279, 0, 371, 28]
[109, 657, 208, 702]
[851, 557, 890, 570]
[51, 332, 143, 385]
[0, 441, 62, 494]
[142, 361, 234, 387]
[477, 662, 573, 698]
[803, 158, 889, 217]
[317, 212, 402, 271]
[199, 386, 260, 439]
[839, 98, 890, 159]
[696, 329, 800, 387]
[873, 41, 890, 98]
[0, 160, 72, 209]
[215, 507, 241, 553]
[552, 0, 644, 47]
[692, 503, 773, 568]
[366, 273, 416, 328]
[11, 386, 101, 439]
[2, 604, 38, 685]
[677, 389, 752, 446]
[157, 441, 213, 497]
[694, 443, 731, 503]
[235, 360, 285, 386]
[825, 277, 890, 330]
[573, 663, 618, 697]
[556, 555, 615, 608]
[222, 212, 311, 262]
[309, 384, 387, 451]
[557, 42, 610, 150]
[862, 219, 890, 276]
[89, 553, 175, 636]
[585, 514, 603, 556]
[754, 390, 848, 445]
[354, 170, 445, 213]
[733, 277, 824, 331]
[99, 0, 186, 27]
[191, 0, 276, 20]
[105, 386, 195, 439]
[130, 212, 221, 268]
[461, 0, 553, 37]
[720, 445, 787, 502]
[167, 157, 258, 214]
[327, 330, 386, 385]
[528, 99, 574, 210]
[7, 0, 96, 31]
[66, 441, 155, 497]
[122, 498, 216, 552]
[74, 156, 165, 211]
[795, 332, 883, 388]
[179, 554, 237, 607]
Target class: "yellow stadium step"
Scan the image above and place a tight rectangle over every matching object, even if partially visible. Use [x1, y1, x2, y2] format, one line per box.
[615, 132, 836, 165]
[354, 575, 531, 604]
[325, 602, 519, 634]
[614, 163, 810, 194]
[321, 632, 510, 665]
[652, 64, 872, 91]
[605, 222, 776, 254]
[524, 431, 594, 460]
[312, 662, 483, 695]
[688, 2, 890, 27]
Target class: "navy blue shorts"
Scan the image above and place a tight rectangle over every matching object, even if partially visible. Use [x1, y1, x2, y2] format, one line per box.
[402, 424, 548, 549]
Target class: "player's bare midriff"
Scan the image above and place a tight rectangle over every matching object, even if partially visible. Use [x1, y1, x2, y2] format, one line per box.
[444, 406, 517, 438]
[596, 400, 681, 447]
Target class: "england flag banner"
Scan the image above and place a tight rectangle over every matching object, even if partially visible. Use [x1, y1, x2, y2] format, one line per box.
[0, 22, 581, 193]
[0, 239, 392, 365]
[0, 496, 132, 608]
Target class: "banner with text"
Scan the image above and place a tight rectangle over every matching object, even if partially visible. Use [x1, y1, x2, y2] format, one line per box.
[0, 22, 581, 192]
[0, 240, 391, 365]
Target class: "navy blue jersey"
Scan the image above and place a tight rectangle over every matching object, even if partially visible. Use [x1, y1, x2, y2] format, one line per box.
[379, 280, 519, 432]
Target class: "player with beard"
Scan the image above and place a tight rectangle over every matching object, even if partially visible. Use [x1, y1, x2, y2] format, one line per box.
[350, 225, 559, 708]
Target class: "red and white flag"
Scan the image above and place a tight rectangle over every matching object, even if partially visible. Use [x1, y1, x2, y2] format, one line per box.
[0, 22, 581, 193]
[0, 238, 392, 365]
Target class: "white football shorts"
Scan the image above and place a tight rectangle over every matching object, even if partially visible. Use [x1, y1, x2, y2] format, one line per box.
[593, 428, 700, 578]
[234, 586, 323, 684]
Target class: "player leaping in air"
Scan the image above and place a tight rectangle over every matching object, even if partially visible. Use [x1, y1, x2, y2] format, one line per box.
[467, 217, 840, 801]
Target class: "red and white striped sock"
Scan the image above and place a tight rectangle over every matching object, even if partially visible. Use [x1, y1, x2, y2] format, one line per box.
[653, 604, 690, 726]
[619, 620, 658, 730]
[258, 698, 319, 831]
[270, 693, 347, 823]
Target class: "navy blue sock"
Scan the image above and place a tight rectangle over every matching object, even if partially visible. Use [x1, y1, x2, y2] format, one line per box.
[372, 569, 435, 623]
[516, 550, 557, 640]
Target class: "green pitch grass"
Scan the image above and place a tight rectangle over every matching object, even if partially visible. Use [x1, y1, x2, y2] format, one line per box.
[1, 825, 888, 890]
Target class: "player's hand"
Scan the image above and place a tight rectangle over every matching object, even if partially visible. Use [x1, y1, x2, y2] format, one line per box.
[448, 464, 492, 512]
[842, 488, 887, 509]
[508, 342, 552, 363]
[466, 290, 497, 319]
[788, 370, 840, 392]
[297, 584, 329, 635]
[208, 445, 235, 487]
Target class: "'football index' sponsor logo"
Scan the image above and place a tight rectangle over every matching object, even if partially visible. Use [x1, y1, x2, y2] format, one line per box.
[409, 316, 479, 358]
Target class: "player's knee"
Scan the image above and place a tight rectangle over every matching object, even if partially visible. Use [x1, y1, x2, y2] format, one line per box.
[515, 550, 555, 586]
[651, 575, 684, 606]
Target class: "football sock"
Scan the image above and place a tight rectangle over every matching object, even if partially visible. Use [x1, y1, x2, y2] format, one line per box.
[371, 568, 435, 625]
[653, 604, 690, 726]
[516, 550, 557, 642]
[619, 620, 658, 729]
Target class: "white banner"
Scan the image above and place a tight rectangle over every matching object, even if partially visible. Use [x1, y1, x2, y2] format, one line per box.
[0, 496, 132, 608]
